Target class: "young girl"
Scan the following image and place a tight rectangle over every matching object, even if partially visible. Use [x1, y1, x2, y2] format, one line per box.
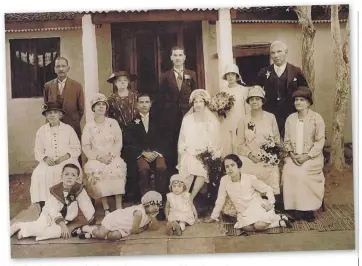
[72, 191, 162, 240]
[165, 174, 198, 236]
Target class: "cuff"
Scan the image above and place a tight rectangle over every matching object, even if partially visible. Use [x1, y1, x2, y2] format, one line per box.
[154, 151, 163, 157]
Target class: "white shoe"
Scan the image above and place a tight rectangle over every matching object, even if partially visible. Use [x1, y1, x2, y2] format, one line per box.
[10, 222, 20, 237]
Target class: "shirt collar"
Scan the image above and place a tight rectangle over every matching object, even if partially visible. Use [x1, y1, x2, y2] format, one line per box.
[274, 63, 287, 71]
[174, 68, 184, 74]
[140, 113, 149, 119]
[57, 77, 67, 84]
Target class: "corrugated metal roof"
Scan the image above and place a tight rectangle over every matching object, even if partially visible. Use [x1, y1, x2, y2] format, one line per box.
[5, 26, 82, 33]
[5, 12, 78, 22]
[232, 19, 348, 24]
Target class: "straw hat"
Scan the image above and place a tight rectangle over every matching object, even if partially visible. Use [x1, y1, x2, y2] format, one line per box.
[90, 93, 109, 111]
[107, 71, 137, 84]
[222, 64, 245, 85]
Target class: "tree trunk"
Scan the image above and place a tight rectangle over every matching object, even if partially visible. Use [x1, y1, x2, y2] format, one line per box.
[294, 6, 316, 93]
[329, 5, 350, 173]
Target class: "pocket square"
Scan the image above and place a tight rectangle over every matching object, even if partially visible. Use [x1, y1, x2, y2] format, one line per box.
[293, 78, 297, 81]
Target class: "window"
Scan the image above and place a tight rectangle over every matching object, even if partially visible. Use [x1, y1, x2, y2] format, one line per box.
[9, 37, 60, 98]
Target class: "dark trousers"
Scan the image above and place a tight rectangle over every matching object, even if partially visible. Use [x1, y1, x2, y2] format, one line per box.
[137, 156, 168, 200]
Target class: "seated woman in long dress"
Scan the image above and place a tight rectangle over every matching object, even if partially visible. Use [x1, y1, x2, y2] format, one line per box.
[205, 154, 292, 232]
[219, 64, 249, 156]
[236, 86, 281, 195]
[30, 102, 82, 211]
[177, 89, 221, 203]
[282, 86, 325, 222]
[82, 93, 127, 216]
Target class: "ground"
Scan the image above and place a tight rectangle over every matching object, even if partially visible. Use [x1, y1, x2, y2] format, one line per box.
[8, 168, 355, 258]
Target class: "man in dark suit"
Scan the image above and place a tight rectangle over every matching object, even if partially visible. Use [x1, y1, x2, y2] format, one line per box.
[156, 46, 198, 175]
[44, 57, 84, 140]
[257, 41, 309, 138]
[124, 93, 168, 202]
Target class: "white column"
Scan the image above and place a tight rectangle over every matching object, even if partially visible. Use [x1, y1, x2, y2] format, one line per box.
[81, 14, 99, 123]
[216, 8, 233, 90]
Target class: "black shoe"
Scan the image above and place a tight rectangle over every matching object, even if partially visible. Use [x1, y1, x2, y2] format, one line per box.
[303, 211, 315, 222]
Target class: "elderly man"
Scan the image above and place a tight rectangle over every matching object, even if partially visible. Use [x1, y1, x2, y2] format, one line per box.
[155, 46, 198, 175]
[44, 57, 84, 140]
[257, 41, 309, 138]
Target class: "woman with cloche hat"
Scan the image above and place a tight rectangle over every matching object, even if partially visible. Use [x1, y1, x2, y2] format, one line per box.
[30, 101, 82, 212]
[82, 93, 127, 216]
[220, 63, 250, 156]
[107, 71, 138, 133]
[282, 86, 325, 222]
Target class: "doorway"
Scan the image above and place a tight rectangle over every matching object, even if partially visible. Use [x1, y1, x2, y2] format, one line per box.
[111, 21, 205, 99]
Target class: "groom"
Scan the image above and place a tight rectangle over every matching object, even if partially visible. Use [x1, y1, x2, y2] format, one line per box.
[155, 46, 198, 174]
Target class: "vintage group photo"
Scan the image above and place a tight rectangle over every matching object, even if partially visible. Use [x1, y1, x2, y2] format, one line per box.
[5, 5, 354, 258]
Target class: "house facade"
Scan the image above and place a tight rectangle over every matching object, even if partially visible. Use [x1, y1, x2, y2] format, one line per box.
[5, 7, 351, 174]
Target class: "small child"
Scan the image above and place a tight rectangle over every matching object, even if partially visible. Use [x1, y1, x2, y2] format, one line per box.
[73, 191, 162, 240]
[165, 174, 198, 236]
[10, 164, 95, 241]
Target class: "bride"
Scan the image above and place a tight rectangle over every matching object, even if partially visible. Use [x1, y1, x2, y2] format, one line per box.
[177, 89, 221, 203]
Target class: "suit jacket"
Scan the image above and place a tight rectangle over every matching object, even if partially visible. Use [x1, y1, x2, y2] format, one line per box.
[155, 68, 197, 132]
[124, 113, 166, 161]
[44, 77, 85, 138]
[257, 63, 308, 135]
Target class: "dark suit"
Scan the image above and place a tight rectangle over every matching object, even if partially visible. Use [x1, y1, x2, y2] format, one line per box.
[257, 63, 308, 137]
[44, 77, 85, 139]
[155, 68, 197, 174]
[124, 113, 168, 200]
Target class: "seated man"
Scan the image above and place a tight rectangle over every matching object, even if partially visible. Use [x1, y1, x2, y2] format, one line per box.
[124, 93, 168, 205]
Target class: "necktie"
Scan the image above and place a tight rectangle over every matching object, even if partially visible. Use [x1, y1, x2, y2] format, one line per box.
[176, 72, 183, 90]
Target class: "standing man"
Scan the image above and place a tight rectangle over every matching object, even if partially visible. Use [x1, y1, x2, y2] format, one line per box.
[44, 57, 85, 140]
[156, 46, 198, 175]
[257, 41, 309, 138]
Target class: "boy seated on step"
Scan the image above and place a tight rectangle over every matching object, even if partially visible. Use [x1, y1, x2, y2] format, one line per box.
[10, 163, 95, 241]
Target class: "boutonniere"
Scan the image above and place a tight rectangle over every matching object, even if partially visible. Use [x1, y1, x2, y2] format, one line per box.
[66, 194, 76, 204]
[247, 121, 255, 131]
[293, 78, 297, 82]
[184, 74, 191, 80]
[135, 119, 141, 124]
[266, 71, 271, 79]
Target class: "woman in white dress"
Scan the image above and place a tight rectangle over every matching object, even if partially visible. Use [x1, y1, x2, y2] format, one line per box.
[282, 87, 325, 222]
[220, 64, 250, 156]
[177, 89, 221, 203]
[236, 86, 281, 195]
[82, 93, 127, 215]
[205, 154, 292, 231]
[30, 102, 82, 211]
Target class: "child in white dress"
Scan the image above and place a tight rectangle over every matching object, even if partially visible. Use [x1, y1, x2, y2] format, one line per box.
[73, 191, 162, 240]
[10, 164, 95, 241]
[165, 174, 198, 236]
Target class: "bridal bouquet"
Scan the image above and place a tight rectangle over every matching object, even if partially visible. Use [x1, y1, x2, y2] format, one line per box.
[209, 92, 235, 119]
[257, 135, 286, 167]
[196, 147, 224, 204]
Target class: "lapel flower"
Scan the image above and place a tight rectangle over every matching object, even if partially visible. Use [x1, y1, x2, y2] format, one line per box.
[184, 74, 191, 80]
[135, 119, 141, 124]
[66, 194, 76, 204]
[266, 71, 271, 79]
[247, 121, 255, 131]
[293, 78, 297, 82]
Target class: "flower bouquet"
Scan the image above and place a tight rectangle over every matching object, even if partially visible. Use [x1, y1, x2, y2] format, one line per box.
[257, 135, 286, 167]
[209, 92, 235, 119]
[196, 147, 224, 207]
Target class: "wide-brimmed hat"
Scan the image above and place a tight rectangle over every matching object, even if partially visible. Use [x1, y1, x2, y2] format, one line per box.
[90, 93, 109, 111]
[107, 71, 137, 84]
[141, 191, 162, 207]
[41, 102, 66, 116]
[222, 64, 245, 85]
[189, 89, 211, 104]
[292, 86, 313, 105]
[246, 86, 266, 104]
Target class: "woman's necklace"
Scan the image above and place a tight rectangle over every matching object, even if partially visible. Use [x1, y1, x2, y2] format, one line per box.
[94, 117, 105, 134]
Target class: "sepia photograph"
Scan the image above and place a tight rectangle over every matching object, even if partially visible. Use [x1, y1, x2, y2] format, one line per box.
[5, 4, 355, 259]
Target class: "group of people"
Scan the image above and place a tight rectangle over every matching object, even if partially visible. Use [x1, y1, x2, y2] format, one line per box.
[10, 40, 326, 241]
